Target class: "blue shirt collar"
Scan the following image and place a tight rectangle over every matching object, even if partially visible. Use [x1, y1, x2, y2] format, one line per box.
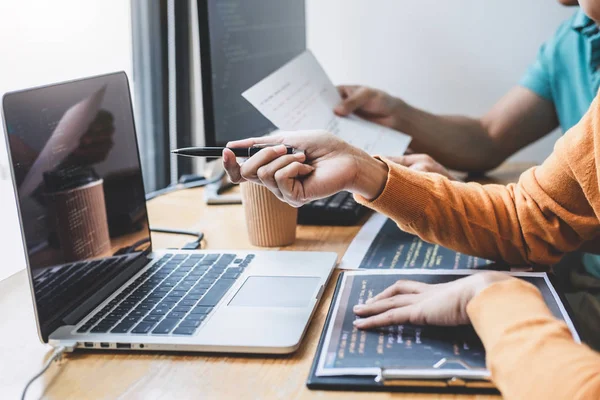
[572, 9, 598, 35]
[572, 10, 600, 71]
[572, 9, 592, 30]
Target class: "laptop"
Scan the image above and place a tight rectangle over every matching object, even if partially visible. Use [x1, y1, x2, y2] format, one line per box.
[2, 72, 336, 354]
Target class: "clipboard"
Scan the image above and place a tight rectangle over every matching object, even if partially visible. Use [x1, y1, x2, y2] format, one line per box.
[306, 273, 498, 394]
[306, 270, 579, 394]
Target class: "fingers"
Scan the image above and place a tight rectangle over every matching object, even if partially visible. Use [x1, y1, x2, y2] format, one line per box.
[273, 161, 315, 206]
[390, 154, 431, 167]
[386, 156, 405, 165]
[256, 152, 306, 200]
[353, 307, 413, 330]
[390, 154, 458, 181]
[239, 144, 290, 182]
[334, 86, 375, 116]
[367, 280, 429, 304]
[408, 162, 433, 174]
[223, 148, 244, 184]
[353, 294, 417, 317]
[226, 142, 314, 205]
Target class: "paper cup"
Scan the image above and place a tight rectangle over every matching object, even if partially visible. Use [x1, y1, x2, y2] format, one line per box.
[240, 181, 298, 247]
[47, 179, 111, 261]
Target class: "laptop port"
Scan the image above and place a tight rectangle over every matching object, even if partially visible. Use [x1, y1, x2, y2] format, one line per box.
[116, 343, 131, 349]
[100, 342, 110, 348]
[84, 342, 94, 348]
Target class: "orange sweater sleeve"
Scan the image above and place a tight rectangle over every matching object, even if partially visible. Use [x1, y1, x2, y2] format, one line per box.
[355, 93, 600, 265]
[353, 91, 600, 398]
[467, 278, 600, 399]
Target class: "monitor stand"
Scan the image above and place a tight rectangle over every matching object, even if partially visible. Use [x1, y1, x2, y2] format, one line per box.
[203, 159, 242, 205]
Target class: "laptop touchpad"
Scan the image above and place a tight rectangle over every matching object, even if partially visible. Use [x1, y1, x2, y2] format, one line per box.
[229, 276, 321, 308]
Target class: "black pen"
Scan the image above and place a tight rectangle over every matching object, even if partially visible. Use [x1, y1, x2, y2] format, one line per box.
[171, 144, 299, 158]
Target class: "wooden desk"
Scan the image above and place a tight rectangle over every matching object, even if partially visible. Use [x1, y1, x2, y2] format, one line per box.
[0, 163, 532, 399]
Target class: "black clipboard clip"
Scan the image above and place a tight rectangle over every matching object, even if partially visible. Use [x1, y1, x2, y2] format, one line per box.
[375, 357, 494, 389]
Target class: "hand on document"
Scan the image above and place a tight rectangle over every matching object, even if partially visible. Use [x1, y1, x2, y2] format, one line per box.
[352, 271, 512, 329]
[334, 85, 458, 180]
[223, 130, 388, 207]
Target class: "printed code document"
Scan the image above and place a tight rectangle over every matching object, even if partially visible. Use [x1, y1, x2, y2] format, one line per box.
[340, 213, 494, 270]
[316, 269, 579, 378]
[242, 50, 411, 155]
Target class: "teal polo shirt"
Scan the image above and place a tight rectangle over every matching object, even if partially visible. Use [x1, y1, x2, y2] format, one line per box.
[519, 9, 600, 277]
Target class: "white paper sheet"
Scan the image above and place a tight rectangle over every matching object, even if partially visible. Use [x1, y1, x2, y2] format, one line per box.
[19, 85, 107, 198]
[242, 50, 411, 155]
[339, 213, 388, 270]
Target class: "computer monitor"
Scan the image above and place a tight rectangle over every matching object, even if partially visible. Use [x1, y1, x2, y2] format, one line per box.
[197, 0, 306, 147]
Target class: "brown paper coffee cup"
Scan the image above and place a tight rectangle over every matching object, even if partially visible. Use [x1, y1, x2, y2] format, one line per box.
[240, 181, 298, 247]
[47, 179, 111, 261]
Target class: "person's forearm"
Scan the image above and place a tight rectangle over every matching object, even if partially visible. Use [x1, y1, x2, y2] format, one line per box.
[394, 103, 500, 172]
[468, 279, 600, 399]
[354, 92, 600, 265]
[351, 153, 388, 200]
[392, 87, 559, 173]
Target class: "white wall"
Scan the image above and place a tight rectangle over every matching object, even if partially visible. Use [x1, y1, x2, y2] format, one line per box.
[0, 0, 580, 280]
[0, 0, 132, 281]
[306, 0, 576, 163]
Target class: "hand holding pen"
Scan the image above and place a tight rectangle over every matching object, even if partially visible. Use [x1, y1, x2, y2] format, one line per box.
[171, 143, 298, 158]
[219, 131, 387, 207]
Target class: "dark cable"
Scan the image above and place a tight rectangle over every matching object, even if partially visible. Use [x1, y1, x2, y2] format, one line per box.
[150, 227, 205, 250]
[21, 346, 67, 400]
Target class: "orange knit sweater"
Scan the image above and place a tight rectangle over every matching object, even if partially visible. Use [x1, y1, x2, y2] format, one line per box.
[355, 92, 600, 398]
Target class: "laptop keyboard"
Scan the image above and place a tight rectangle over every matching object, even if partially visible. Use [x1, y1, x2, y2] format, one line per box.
[298, 191, 368, 226]
[34, 256, 134, 320]
[76, 253, 254, 336]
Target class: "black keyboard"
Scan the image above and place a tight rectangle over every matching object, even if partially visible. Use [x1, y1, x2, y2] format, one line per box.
[34, 256, 133, 320]
[298, 191, 369, 226]
[76, 253, 254, 336]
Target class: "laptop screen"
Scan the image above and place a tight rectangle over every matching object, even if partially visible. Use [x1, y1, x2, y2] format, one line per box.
[2, 72, 151, 341]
